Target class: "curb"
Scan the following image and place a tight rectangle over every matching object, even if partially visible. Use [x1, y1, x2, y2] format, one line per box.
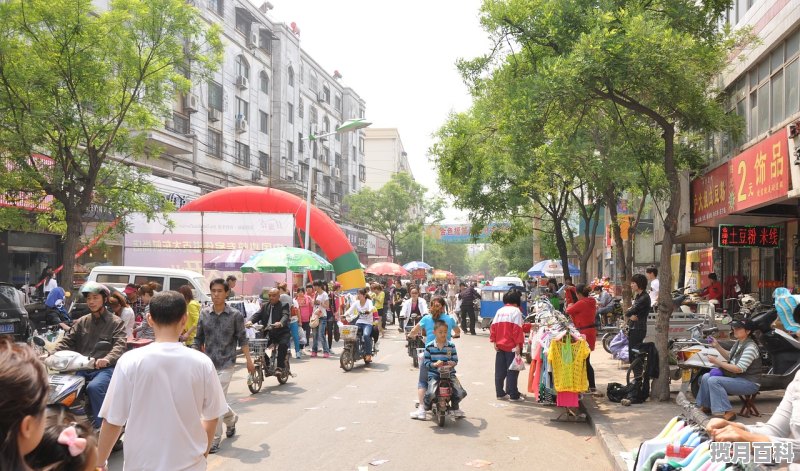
[581, 395, 629, 471]
[582, 388, 710, 471]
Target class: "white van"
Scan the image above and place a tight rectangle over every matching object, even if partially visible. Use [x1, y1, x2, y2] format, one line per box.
[491, 276, 524, 288]
[87, 266, 211, 303]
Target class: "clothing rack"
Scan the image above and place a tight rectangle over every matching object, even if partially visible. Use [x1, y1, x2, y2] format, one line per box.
[551, 333, 588, 424]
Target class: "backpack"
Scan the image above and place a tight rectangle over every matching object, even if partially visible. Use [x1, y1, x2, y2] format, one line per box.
[606, 379, 649, 404]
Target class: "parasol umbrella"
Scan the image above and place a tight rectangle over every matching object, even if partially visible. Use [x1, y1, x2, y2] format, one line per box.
[203, 249, 256, 270]
[241, 247, 333, 273]
[365, 262, 409, 277]
[403, 261, 431, 271]
[432, 269, 455, 280]
[527, 259, 581, 278]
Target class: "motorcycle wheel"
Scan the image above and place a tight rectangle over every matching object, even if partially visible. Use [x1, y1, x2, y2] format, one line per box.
[340, 349, 354, 372]
[248, 366, 264, 394]
[626, 356, 645, 385]
[435, 405, 446, 427]
[602, 333, 614, 354]
[412, 350, 419, 368]
[277, 369, 289, 384]
[690, 373, 702, 399]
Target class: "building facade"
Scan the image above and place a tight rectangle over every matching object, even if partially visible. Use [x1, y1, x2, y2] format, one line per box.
[689, 0, 800, 303]
[362, 128, 413, 190]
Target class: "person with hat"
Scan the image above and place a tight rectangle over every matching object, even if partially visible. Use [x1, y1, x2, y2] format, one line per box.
[695, 319, 761, 421]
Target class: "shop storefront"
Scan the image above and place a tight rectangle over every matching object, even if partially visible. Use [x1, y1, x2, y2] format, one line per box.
[691, 127, 796, 303]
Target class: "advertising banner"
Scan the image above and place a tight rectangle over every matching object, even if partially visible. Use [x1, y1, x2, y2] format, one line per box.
[425, 222, 510, 243]
[729, 128, 789, 212]
[691, 162, 729, 225]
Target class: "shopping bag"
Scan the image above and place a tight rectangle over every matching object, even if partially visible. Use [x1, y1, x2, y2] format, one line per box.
[509, 354, 526, 371]
[310, 312, 320, 329]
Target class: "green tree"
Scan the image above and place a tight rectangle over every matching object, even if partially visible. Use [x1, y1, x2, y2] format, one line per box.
[462, 0, 744, 400]
[344, 172, 443, 260]
[0, 0, 223, 289]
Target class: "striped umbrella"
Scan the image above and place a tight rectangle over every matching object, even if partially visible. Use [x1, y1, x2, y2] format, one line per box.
[241, 247, 334, 273]
[203, 249, 256, 270]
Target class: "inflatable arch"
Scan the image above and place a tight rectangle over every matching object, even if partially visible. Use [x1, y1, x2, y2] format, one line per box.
[180, 187, 366, 291]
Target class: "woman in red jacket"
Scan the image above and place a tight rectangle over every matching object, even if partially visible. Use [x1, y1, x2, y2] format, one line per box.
[566, 284, 598, 392]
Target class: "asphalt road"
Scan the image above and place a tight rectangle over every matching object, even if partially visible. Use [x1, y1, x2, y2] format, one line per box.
[109, 327, 607, 470]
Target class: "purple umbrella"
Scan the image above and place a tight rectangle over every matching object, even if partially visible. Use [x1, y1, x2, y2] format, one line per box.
[203, 249, 256, 270]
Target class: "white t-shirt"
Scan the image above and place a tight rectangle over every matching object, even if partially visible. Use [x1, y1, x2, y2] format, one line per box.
[99, 342, 227, 471]
[120, 307, 135, 338]
[315, 291, 330, 315]
[44, 278, 58, 294]
[649, 278, 660, 307]
[346, 299, 374, 325]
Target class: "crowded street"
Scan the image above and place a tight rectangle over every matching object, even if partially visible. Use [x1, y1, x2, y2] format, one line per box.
[106, 328, 604, 470]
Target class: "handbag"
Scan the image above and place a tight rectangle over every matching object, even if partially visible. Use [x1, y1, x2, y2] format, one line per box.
[509, 353, 526, 371]
[310, 311, 321, 328]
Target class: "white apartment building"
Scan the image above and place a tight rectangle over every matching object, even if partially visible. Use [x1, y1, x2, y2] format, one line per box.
[362, 128, 413, 190]
[139, 0, 366, 221]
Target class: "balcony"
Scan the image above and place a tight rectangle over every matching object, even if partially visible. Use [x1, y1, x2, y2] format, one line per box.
[143, 113, 193, 155]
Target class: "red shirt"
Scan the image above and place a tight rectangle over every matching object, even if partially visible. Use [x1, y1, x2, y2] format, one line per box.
[703, 281, 723, 303]
[566, 296, 597, 350]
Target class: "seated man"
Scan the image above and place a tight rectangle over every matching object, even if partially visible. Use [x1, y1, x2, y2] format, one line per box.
[248, 288, 290, 370]
[423, 320, 466, 417]
[54, 282, 127, 429]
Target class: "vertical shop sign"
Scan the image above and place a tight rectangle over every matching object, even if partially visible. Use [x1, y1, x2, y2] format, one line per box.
[691, 162, 730, 225]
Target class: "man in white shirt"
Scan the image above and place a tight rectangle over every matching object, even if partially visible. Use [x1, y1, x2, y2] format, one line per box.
[96, 291, 227, 471]
[646, 267, 659, 308]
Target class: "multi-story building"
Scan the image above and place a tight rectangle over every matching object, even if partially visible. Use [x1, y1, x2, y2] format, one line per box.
[688, 0, 800, 302]
[362, 128, 413, 190]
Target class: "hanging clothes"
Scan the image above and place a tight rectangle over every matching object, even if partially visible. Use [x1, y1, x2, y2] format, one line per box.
[548, 335, 590, 393]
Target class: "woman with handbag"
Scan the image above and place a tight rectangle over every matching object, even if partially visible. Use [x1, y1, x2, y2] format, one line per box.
[311, 281, 332, 358]
[566, 284, 598, 393]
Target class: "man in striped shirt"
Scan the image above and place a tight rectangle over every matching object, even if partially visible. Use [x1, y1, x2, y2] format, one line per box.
[422, 320, 466, 417]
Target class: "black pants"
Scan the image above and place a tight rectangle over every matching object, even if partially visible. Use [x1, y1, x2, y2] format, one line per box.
[302, 322, 311, 346]
[628, 331, 646, 378]
[265, 342, 289, 369]
[461, 307, 476, 334]
[326, 316, 336, 345]
[587, 354, 596, 390]
[494, 350, 520, 399]
[379, 307, 387, 330]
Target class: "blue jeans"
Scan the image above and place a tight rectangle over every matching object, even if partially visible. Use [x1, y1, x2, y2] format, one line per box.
[77, 367, 115, 429]
[695, 373, 759, 414]
[495, 350, 520, 399]
[313, 318, 331, 354]
[360, 323, 373, 356]
[289, 322, 301, 354]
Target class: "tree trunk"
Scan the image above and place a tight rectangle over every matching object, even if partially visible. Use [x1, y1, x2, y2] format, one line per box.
[652, 124, 679, 402]
[61, 208, 82, 306]
[553, 221, 571, 279]
[606, 190, 630, 307]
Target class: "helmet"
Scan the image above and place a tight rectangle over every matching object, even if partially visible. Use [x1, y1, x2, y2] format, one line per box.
[741, 294, 758, 310]
[80, 281, 111, 299]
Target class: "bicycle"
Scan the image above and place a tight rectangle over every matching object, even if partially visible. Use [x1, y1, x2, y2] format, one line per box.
[246, 325, 292, 394]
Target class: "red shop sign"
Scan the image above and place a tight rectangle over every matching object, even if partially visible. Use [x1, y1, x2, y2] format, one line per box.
[729, 128, 790, 212]
[691, 162, 729, 225]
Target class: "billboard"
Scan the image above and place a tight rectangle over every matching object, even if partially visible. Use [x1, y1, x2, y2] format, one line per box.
[124, 212, 295, 296]
[425, 223, 510, 243]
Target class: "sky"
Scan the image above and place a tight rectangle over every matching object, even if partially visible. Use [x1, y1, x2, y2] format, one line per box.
[253, 0, 491, 222]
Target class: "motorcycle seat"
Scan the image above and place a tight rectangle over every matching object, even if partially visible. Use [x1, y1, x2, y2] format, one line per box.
[774, 328, 800, 350]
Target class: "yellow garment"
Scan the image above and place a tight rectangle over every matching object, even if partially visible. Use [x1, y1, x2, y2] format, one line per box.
[548, 337, 590, 393]
[373, 291, 385, 310]
[184, 299, 201, 346]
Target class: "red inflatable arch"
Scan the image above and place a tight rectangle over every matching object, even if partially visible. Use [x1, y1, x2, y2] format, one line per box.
[180, 186, 365, 291]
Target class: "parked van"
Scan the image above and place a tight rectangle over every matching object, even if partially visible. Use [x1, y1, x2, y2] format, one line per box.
[491, 276, 524, 288]
[87, 266, 210, 304]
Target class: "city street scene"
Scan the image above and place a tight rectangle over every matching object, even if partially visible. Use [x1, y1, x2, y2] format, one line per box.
[2, 0, 800, 470]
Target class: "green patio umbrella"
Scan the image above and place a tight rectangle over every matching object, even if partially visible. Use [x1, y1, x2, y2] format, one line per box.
[240, 247, 334, 273]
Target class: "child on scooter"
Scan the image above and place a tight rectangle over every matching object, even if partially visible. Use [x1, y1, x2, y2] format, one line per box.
[423, 320, 467, 417]
[25, 405, 98, 471]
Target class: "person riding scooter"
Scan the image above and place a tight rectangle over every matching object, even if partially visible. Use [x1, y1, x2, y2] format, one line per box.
[53, 282, 127, 429]
[249, 288, 290, 372]
[344, 288, 377, 363]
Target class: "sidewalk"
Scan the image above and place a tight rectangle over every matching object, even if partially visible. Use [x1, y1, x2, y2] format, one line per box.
[583, 349, 786, 470]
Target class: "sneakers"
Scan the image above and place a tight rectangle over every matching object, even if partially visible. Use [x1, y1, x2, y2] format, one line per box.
[295, 352, 302, 359]
[410, 407, 426, 420]
[323, 353, 330, 358]
[497, 394, 510, 400]
[226, 416, 237, 438]
[246, 373, 253, 386]
[209, 442, 220, 454]
[451, 409, 466, 418]
[509, 396, 525, 402]
[311, 352, 318, 357]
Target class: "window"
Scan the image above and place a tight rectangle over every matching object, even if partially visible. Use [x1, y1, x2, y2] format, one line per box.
[259, 152, 269, 175]
[259, 71, 269, 94]
[298, 98, 304, 118]
[259, 110, 269, 134]
[259, 29, 272, 53]
[287, 103, 294, 124]
[235, 141, 250, 167]
[787, 60, 800, 117]
[169, 278, 191, 292]
[168, 113, 190, 134]
[208, 81, 222, 111]
[359, 164, 366, 182]
[323, 84, 331, 104]
[352, 145, 357, 161]
[335, 94, 342, 111]
[309, 74, 318, 94]
[287, 140, 294, 161]
[359, 108, 365, 119]
[300, 162, 308, 182]
[323, 147, 330, 165]
[335, 122, 340, 141]
[335, 153, 341, 169]
[236, 97, 249, 120]
[358, 136, 365, 153]
[757, 84, 769, 136]
[235, 55, 249, 80]
[309, 106, 318, 126]
[323, 116, 330, 133]
[298, 132, 304, 153]
[235, 9, 250, 36]
[771, 70, 784, 126]
[288, 66, 294, 87]
[352, 174, 356, 189]
[208, 0, 223, 17]
[208, 129, 221, 158]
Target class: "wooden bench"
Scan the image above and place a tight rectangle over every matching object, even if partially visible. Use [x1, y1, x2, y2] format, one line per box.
[738, 393, 760, 418]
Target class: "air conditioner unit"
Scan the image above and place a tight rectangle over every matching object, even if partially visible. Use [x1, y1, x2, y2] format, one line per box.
[236, 75, 249, 89]
[317, 92, 325, 103]
[248, 30, 259, 48]
[251, 169, 263, 182]
[333, 168, 341, 179]
[207, 109, 221, 122]
[235, 116, 248, 133]
[184, 94, 199, 113]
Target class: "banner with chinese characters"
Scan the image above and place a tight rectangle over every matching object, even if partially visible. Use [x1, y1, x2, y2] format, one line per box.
[729, 128, 789, 212]
[718, 225, 781, 248]
[691, 162, 729, 225]
[425, 222, 510, 243]
[124, 212, 294, 296]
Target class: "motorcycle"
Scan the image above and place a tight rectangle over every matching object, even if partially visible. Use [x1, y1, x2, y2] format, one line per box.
[405, 313, 424, 367]
[425, 366, 463, 427]
[34, 338, 124, 450]
[678, 307, 800, 398]
[247, 324, 292, 393]
[340, 322, 379, 372]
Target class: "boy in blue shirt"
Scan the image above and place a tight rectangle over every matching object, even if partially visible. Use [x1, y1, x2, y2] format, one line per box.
[422, 320, 466, 417]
